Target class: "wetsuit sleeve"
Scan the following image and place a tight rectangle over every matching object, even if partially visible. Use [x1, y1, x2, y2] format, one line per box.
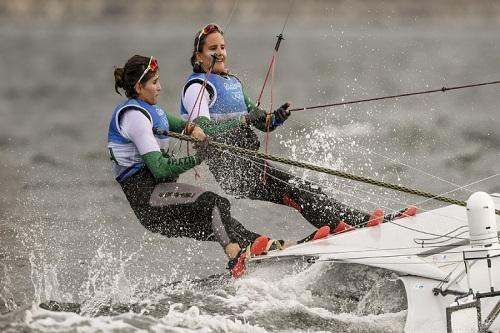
[194, 116, 243, 137]
[121, 109, 201, 179]
[142, 151, 200, 179]
[241, 85, 280, 132]
[166, 112, 188, 133]
[242, 87, 257, 111]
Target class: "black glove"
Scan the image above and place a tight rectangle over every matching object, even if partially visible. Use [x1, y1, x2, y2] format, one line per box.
[245, 105, 269, 126]
[273, 102, 291, 124]
[194, 137, 212, 162]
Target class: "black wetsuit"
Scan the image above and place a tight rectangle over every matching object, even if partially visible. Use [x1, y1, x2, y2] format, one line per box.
[108, 99, 260, 253]
[180, 73, 372, 232]
[120, 167, 259, 249]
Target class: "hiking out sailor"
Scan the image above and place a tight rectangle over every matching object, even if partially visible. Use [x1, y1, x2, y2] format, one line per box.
[108, 54, 270, 273]
[180, 24, 416, 235]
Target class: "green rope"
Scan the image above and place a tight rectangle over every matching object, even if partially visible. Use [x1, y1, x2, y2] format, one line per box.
[166, 130, 500, 216]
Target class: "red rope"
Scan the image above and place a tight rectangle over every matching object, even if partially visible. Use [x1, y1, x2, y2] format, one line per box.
[256, 52, 276, 107]
[185, 64, 215, 180]
[259, 50, 278, 184]
[185, 66, 214, 126]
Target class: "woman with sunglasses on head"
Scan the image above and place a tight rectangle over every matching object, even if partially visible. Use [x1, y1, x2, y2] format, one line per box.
[180, 24, 416, 238]
[109, 54, 273, 278]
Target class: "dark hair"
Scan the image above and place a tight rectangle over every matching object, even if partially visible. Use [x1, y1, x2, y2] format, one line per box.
[190, 26, 224, 73]
[114, 55, 158, 98]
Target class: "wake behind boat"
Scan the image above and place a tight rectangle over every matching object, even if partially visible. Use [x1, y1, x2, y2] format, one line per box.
[248, 192, 500, 333]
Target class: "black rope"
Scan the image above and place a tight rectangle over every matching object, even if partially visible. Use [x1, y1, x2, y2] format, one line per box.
[280, 0, 295, 36]
[273, 0, 294, 51]
[289, 79, 500, 112]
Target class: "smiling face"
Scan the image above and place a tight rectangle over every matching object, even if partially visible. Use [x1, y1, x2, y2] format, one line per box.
[196, 32, 227, 75]
[135, 71, 161, 105]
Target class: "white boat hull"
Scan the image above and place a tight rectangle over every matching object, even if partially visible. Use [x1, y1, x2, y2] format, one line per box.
[249, 194, 500, 332]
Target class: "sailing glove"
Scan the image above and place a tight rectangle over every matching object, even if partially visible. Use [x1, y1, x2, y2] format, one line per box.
[273, 102, 291, 125]
[245, 105, 269, 126]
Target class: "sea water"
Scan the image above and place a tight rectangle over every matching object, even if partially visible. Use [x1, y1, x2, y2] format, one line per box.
[1, 11, 500, 333]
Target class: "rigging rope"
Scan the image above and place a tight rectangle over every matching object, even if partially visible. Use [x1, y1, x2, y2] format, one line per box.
[161, 129, 500, 216]
[215, 147, 500, 248]
[185, 55, 217, 126]
[412, 173, 500, 209]
[255, 0, 294, 183]
[183, 56, 217, 179]
[216, 141, 486, 236]
[277, 114, 500, 225]
[166, 131, 500, 262]
[289, 79, 500, 112]
[222, 0, 239, 34]
[255, 0, 294, 106]
[286, 116, 471, 192]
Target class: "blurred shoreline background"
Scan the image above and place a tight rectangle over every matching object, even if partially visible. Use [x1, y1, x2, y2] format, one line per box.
[3, 0, 500, 24]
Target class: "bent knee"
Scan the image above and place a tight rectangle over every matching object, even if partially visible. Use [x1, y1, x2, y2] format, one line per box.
[197, 191, 230, 209]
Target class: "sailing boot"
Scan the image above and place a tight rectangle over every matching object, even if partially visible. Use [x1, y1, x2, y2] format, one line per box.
[297, 225, 330, 243]
[229, 235, 269, 279]
[332, 220, 355, 234]
[367, 208, 384, 227]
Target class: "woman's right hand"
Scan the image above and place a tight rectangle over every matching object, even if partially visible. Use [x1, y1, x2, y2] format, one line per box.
[190, 125, 206, 141]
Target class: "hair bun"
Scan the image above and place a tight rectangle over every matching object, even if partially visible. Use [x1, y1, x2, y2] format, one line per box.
[114, 67, 125, 96]
[114, 67, 125, 88]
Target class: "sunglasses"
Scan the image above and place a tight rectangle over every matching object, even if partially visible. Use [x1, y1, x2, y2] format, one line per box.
[136, 56, 158, 85]
[195, 23, 223, 52]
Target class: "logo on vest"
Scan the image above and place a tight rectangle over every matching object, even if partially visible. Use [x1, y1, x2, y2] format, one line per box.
[158, 191, 195, 199]
[223, 82, 240, 90]
[154, 106, 165, 117]
[231, 92, 243, 101]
